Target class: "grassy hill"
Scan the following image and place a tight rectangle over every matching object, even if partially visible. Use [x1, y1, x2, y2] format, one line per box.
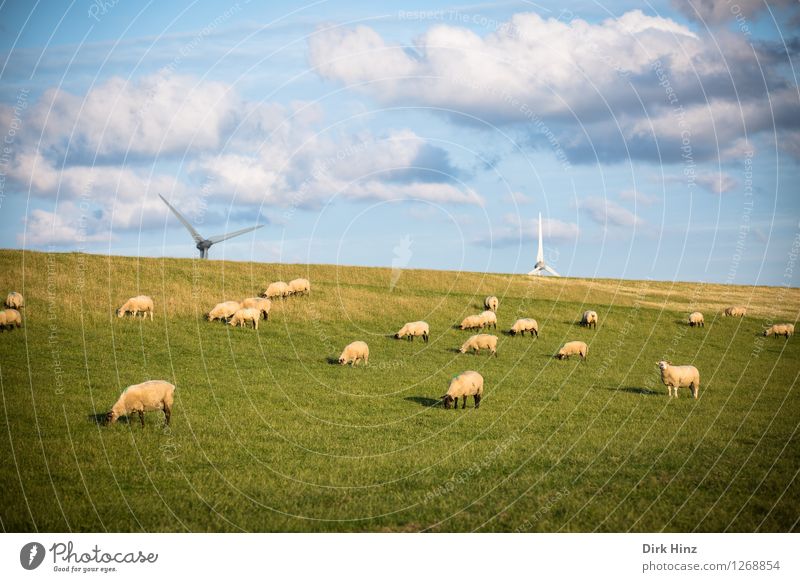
[0, 249, 798, 532]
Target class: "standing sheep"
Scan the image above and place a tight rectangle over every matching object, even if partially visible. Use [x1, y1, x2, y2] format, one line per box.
[339, 341, 369, 366]
[556, 340, 588, 360]
[510, 318, 538, 337]
[459, 314, 484, 331]
[484, 296, 499, 312]
[241, 297, 272, 320]
[207, 301, 241, 322]
[479, 310, 497, 329]
[5, 291, 23, 309]
[763, 323, 794, 338]
[657, 361, 700, 399]
[395, 321, 430, 342]
[459, 334, 498, 357]
[0, 309, 22, 331]
[105, 380, 175, 427]
[117, 295, 154, 320]
[441, 370, 484, 410]
[723, 306, 747, 317]
[288, 278, 311, 295]
[263, 281, 290, 299]
[229, 307, 261, 329]
[580, 310, 598, 328]
[688, 312, 705, 327]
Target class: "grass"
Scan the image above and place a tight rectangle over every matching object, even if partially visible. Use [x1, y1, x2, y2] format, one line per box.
[0, 249, 798, 532]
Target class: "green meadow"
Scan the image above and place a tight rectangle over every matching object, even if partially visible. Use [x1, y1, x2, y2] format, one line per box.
[0, 249, 798, 532]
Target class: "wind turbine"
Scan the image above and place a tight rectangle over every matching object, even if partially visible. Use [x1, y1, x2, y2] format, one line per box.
[159, 194, 264, 259]
[528, 212, 560, 276]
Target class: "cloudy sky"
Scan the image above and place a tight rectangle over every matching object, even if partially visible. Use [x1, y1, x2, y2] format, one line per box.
[1, 0, 798, 285]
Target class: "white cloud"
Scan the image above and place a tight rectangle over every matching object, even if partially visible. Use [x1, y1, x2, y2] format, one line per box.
[696, 172, 738, 194]
[580, 197, 643, 227]
[21, 202, 110, 247]
[670, 0, 796, 24]
[619, 189, 660, 206]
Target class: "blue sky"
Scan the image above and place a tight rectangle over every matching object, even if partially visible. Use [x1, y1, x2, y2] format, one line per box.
[0, 0, 798, 285]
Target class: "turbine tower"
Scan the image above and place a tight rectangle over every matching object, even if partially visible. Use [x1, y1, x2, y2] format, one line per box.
[528, 212, 560, 276]
[159, 194, 264, 259]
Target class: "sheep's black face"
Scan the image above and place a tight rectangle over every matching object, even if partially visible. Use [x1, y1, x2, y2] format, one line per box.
[442, 395, 454, 409]
[104, 411, 115, 425]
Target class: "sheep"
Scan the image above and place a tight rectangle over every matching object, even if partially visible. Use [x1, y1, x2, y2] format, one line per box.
[723, 305, 747, 317]
[459, 334, 498, 357]
[441, 370, 484, 410]
[229, 307, 261, 329]
[263, 281, 290, 299]
[556, 340, 588, 360]
[207, 301, 241, 322]
[339, 341, 369, 366]
[580, 310, 598, 328]
[117, 295, 154, 320]
[459, 314, 484, 331]
[484, 296, 499, 312]
[657, 361, 700, 399]
[241, 297, 272, 320]
[479, 310, 497, 329]
[395, 321, 430, 342]
[510, 318, 538, 337]
[763, 323, 794, 338]
[105, 380, 175, 427]
[688, 312, 705, 327]
[5, 291, 23, 309]
[0, 309, 22, 331]
[288, 278, 311, 295]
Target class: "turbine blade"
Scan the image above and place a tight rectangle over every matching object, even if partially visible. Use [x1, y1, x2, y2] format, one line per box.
[159, 194, 204, 244]
[544, 265, 560, 277]
[207, 224, 264, 244]
[536, 212, 544, 264]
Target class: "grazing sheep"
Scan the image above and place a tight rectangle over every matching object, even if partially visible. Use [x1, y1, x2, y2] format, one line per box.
[657, 361, 700, 399]
[339, 341, 369, 366]
[288, 278, 311, 295]
[105, 380, 175, 427]
[510, 318, 538, 337]
[263, 281, 290, 299]
[459, 334, 498, 357]
[207, 301, 241, 322]
[459, 314, 484, 331]
[479, 310, 497, 329]
[0, 309, 22, 331]
[556, 340, 588, 360]
[5, 291, 23, 309]
[229, 307, 261, 329]
[484, 296, 499, 312]
[241, 297, 272, 320]
[441, 370, 484, 410]
[117, 295, 154, 320]
[763, 323, 794, 338]
[580, 310, 598, 328]
[395, 321, 430, 342]
[723, 305, 747, 317]
[688, 312, 705, 327]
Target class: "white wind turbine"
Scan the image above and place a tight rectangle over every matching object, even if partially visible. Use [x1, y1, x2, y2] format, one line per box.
[528, 212, 560, 276]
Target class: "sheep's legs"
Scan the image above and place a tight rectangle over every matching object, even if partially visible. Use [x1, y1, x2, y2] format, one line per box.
[474, 395, 481, 408]
[138, 410, 145, 428]
[461, 396, 467, 409]
[164, 406, 171, 426]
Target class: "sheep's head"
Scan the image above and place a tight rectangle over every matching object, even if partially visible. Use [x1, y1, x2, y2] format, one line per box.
[557, 351, 565, 359]
[458, 346, 467, 354]
[394, 333, 402, 339]
[441, 394, 454, 409]
[105, 410, 119, 425]
[338, 356, 346, 365]
[116, 308, 124, 318]
[657, 361, 670, 371]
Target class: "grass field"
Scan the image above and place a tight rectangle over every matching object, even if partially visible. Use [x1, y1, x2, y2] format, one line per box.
[0, 249, 798, 532]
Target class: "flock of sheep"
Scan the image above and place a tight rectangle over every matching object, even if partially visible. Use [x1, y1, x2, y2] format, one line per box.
[2, 282, 796, 425]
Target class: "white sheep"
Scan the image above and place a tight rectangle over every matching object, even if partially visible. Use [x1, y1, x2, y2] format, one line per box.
[657, 361, 700, 399]
[0, 309, 22, 331]
[229, 307, 261, 329]
[339, 341, 369, 366]
[106, 380, 175, 427]
[763, 323, 794, 338]
[241, 297, 272, 320]
[479, 310, 497, 329]
[207, 301, 241, 322]
[510, 318, 538, 337]
[5, 291, 23, 309]
[441, 370, 484, 409]
[459, 334, 498, 357]
[459, 314, 484, 331]
[723, 305, 747, 317]
[288, 278, 311, 295]
[581, 310, 598, 328]
[263, 281, 290, 299]
[557, 340, 588, 360]
[395, 321, 430, 342]
[484, 296, 499, 312]
[117, 295, 154, 320]
[688, 312, 705, 327]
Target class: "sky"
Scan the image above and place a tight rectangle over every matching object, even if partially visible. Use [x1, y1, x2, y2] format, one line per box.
[0, 0, 798, 285]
